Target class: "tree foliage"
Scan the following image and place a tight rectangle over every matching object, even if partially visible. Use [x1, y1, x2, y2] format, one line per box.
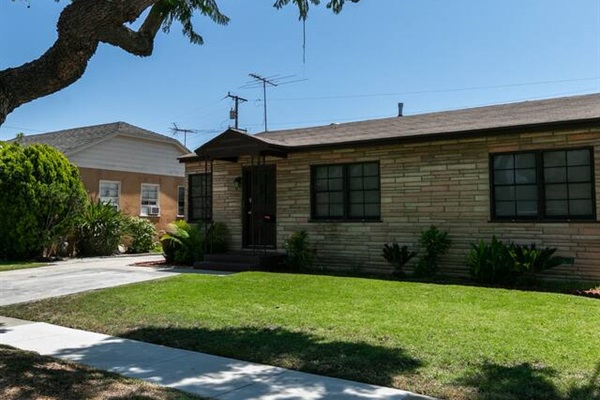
[0, 0, 360, 124]
[0, 141, 87, 260]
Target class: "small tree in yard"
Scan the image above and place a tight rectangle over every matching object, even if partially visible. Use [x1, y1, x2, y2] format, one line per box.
[0, 141, 87, 260]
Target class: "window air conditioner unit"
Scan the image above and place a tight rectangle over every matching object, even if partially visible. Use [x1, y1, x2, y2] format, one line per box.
[148, 206, 160, 215]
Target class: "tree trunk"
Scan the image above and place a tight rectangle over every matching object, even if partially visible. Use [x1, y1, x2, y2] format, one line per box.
[0, 0, 162, 126]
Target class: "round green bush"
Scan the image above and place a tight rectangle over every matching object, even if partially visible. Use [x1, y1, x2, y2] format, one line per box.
[0, 141, 86, 260]
[123, 216, 157, 254]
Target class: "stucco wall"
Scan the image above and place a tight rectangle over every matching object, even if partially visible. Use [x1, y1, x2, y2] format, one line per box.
[186, 126, 600, 281]
[79, 167, 185, 232]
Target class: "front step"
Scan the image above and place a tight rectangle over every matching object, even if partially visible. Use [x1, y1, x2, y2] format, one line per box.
[193, 261, 262, 272]
[194, 251, 286, 272]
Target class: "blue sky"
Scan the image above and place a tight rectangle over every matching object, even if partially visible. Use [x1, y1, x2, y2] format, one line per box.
[0, 0, 599, 151]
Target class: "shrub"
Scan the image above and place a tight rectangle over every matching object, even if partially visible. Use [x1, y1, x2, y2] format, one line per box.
[205, 222, 229, 254]
[510, 243, 568, 282]
[160, 220, 204, 265]
[382, 242, 417, 276]
[284, 230, 314, 270]
[467, 236, 515, 284]
[75, 199, 124, 257]
[123, 216, 157, 254]
[0, 141, 87, 260]
[415, 226, 450, 277]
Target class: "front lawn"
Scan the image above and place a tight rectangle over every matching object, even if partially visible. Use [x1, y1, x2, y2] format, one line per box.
[0, 261, 48, 272]
[1, 272, 598, 400]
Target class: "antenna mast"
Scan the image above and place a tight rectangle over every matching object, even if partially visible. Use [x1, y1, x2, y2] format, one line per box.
[249, 73, 277, 132]
[170, 123, 197, 147]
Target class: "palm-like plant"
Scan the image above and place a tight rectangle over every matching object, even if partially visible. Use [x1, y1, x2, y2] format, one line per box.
[382, 242, 417, 276]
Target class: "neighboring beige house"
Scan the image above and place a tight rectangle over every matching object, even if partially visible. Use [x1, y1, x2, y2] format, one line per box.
[181, 93, 600, 281]
[18, 122, 189, 232]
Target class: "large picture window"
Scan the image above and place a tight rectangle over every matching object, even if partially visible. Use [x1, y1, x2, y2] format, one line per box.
[189, 173, 212, 222]
[490, 147, 595, 220]
[311, 162, 380, 221]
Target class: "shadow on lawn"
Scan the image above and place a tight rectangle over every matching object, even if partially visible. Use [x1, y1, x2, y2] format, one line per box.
[457, 361, 600, 400]
[120, 325, 422, 387]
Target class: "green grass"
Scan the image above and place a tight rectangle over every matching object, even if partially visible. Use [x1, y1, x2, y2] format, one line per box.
[0, 261, 48, 272]
[1, 272, 598, 400]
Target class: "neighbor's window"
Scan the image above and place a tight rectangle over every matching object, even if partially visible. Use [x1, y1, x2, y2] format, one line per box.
[99, 180, 120, 210]
[311, 162, 380, 221]
[491, 147, 595, 220]
[177, 186, 185, 217]
[140, 183, 160, 216]
[189, 173, 212, 222]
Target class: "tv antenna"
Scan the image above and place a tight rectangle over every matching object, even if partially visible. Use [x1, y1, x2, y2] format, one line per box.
[242, 73, 307, 132]
[170, 123, 199, 147]
[225, 92, 247, 130]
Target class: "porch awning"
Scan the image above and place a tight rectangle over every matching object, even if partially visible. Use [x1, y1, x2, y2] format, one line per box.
[193, 128, 289, 161]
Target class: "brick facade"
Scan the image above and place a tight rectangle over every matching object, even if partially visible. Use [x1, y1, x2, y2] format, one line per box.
[185, 127, 600, 281]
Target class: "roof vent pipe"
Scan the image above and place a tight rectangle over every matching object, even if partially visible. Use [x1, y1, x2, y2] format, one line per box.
[398, 102, 404, 117]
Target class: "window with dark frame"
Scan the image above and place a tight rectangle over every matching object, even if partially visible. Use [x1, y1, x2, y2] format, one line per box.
[177, 186, 185, 217]
[490, 147, 595, 221]
[188, 173, 212, 223]
[311, 162, 380, 221]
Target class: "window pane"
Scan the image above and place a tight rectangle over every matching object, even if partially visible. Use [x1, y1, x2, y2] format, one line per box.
[569, 200, 593, 216]
[349, 177, 363, 190]
[365, 190, 380, 203]
[546, 200, 568, 216]
[329, 178, 343, 191]
[350, 191, 364, 203]
[568, 166, 591, 182]
[364, 204, 380, 217]
[515, 153, 535, 168]
[515, 169, 536, 184]
[348, 164, 363, 176]
[567, 149, 590, 166]
[350, 204, 364, 217]
[544, 167, 566, 183]
[329, 166, 343, 178]
[314, 179, 328, 191]
[330, 204, 344, 217]
[516, 185, 537, 201]
[544, 151, 566, 167]
[516, 201, 537, 216]
[545, 184, 567, 200]
[315, 204, 329, 217]
[569, 183, 592, 199]
[330, 191, 344, 204]
[494, 170, 514, 185]
[364, 163, 379, 176]
[315, 192, 329, 204]
[495, 186, 515, 201]
[493, 155, 514, 170]
[496, 201, 516, 217]
[315, 167, 328, 179]
[364, 177, 379, 190]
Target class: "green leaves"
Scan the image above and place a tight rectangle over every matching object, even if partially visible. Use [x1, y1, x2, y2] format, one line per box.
[382, 242, 417, 276]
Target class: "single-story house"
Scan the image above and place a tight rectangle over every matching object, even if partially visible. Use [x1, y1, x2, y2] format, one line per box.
[180, 93, 600, 281]
[17, 122, 189, 231]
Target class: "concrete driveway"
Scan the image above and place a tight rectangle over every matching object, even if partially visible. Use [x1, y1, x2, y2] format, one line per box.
[0, 255, 179, 306]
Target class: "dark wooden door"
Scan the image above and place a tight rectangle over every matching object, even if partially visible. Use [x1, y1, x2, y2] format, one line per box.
[242, 165, 276, 248]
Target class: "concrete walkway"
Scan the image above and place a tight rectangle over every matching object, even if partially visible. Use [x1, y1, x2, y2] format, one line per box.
[0, 254, 178, 306]
[0, 316, 434, 400]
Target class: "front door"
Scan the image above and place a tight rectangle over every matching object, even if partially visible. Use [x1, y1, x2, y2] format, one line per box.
[242, 165, 276, 248]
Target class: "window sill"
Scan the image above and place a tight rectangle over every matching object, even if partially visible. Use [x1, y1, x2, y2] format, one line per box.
[488, 218, 598, 224]
[140, 215, 161, 218]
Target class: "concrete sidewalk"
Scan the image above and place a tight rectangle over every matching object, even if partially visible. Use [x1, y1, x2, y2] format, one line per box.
[0, 316, 434, 400]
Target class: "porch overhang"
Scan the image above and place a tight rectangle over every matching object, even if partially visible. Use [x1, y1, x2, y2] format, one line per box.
[193, 128, 289, 161]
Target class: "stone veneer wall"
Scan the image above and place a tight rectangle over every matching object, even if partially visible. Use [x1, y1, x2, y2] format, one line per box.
[185, 126, 600, 281]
